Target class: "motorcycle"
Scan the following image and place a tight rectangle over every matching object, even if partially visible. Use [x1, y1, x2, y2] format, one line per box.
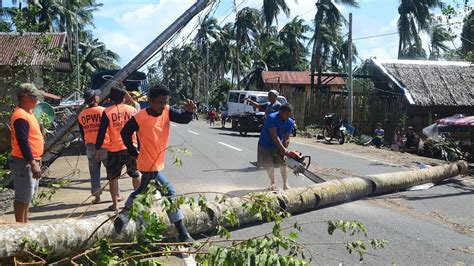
[322, 113, 345, 144]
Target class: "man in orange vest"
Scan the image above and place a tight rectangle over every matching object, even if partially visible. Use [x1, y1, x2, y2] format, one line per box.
[10, 83, 44, 223]
[95, 87, 141, 212]
[78, 89, 109, 204]
[116, 85, 196, 242]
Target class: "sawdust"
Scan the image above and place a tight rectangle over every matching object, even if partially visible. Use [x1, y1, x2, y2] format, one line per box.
[452, 246, 474, 255]
[293, 137, 445, 169]
[366, 196, 474, 236]
[429, 211, 474, 235]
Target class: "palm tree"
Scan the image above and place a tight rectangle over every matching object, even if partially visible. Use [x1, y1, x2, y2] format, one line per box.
[262, 0, 291, 30]
[329, 34, 358, 71]
[428, 21, 452, 60]
[234, 7, 262, 89]
[461, 10, 474, 58]
[310, 0, 359, 91]
[397, 0, 445, 59]
[79, 32, 120, 86]
[278, 16, 310, 71]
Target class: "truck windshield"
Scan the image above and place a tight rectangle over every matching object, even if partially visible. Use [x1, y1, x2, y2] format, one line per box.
[257, 96, 268, 103]
[257, 96, 287, 104]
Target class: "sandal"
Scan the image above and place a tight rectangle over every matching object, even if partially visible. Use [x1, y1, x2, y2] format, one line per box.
[267, 184, 277, 191]
[92, 198, 101, 204]
[117, 196, 124, 202]
[108, 205, 119, 212]
[283, 185, 291, 191]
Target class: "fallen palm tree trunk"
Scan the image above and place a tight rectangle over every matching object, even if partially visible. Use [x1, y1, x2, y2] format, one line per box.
[0, 161, 468, 260]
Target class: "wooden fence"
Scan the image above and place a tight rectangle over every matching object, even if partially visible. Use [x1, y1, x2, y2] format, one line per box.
[281, 89, 404, 137]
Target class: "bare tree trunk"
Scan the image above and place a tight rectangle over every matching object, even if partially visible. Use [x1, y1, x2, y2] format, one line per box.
[0, 161, 468, 260]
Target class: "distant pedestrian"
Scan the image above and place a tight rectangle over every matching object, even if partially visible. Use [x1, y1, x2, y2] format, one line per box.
[95, 87, 141, 212]
[257, 103, 295, 191]
[221, 111, 228, 128]
[404, 126, 418, 152]
[78, 89, 109, 204]
[365, 123, 385, 148]
[391, 125, 404, 151]
[209, 108, 217, 126]
[10, 83, 44, 223]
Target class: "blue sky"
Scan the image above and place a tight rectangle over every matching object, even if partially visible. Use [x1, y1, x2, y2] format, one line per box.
[91, 0, 468, 67]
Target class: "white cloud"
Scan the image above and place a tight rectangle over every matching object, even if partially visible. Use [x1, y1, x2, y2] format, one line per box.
[94, 0, 201, 66]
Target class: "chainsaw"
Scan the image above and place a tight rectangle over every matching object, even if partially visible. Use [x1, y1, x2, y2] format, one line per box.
[284, 151, 327, 183]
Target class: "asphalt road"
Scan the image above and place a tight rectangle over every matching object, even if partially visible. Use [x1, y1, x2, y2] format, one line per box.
[161, 120, 473, 265]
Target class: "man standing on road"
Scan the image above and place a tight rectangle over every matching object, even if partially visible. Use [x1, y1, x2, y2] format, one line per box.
[10, 83, 44, 223]
[117, 85, 196, 242]
[95, 87, 141, 211]
[245, 90, 281, 117]
[78, 89, 109, 204]
[257, 103, 295, 191]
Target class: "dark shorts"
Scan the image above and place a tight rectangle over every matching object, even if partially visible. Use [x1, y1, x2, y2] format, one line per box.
[106, 150, 140, 180]
[257, 145, 285, 169]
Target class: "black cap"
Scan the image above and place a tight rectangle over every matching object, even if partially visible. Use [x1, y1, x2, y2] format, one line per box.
[84, 89, 101, 104]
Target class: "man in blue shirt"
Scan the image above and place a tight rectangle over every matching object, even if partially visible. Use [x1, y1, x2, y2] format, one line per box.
[245, 90, 281, 117]
[257, 103, 295, 191]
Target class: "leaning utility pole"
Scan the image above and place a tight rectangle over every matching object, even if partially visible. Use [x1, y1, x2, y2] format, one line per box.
[206, 41, 210, 107]
[36, 0, 212, 173]
[75, 13, 80, 92]
[347, 13, 354, 125]
[97, 0, 212, 100]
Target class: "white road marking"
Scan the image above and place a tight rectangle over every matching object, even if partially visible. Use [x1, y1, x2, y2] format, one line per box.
[218, 142, 242, 151]
[187, 130, 200, 135]
[292, 140, 407, 169]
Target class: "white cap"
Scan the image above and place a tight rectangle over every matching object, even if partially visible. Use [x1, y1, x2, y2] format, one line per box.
[269, 90, 279, 96]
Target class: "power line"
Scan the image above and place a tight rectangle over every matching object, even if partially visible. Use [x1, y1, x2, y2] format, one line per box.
[353, 21, 466, 41]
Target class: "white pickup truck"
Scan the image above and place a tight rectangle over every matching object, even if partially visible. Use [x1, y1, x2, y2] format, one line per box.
[226, 90, 288, 135]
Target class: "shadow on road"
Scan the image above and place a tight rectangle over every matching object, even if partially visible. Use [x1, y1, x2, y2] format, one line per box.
[217, 132, 260, 138]
[29, 208, 111, 221]
[202, 166, 262, 173]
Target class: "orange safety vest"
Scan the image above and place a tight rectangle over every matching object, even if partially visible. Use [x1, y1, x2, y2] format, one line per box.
[11, 107, 44, 160]
[134, 106, 171, 172]
[104, 104, 137, 152]
[78, 106, 110, 148]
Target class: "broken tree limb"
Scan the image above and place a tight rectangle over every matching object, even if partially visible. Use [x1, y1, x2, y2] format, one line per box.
[0, 161, 468, 260]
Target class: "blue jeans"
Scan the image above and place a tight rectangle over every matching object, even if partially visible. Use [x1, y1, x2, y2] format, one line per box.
[124, 171, 184, 223]
[86, 144, 107, 196]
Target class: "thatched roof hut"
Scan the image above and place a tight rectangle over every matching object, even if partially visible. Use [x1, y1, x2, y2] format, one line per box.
[368, 59, 474, 108]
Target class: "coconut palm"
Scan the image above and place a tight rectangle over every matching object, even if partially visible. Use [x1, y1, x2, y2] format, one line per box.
[428, 21, 452, 60]
[278, 16, 310, 71]
[397, 0, 445, 59]
[310, 0, 359, 90]
[234, 7, 262, 89]
[461, 10, 474, 57]
[79, 32, 120, 85]
[262, 0, 291, 30]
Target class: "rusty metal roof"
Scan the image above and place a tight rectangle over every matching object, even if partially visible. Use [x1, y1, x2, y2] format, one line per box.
[262, 71, 346, 86]
[0, 32, 70, 70]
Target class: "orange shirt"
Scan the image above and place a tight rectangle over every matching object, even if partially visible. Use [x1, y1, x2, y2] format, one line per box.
[11, 107, 44, 160]
[134, 106, 171, 172]
[78, 106, 110, 148]
[104, 104, 137, 152]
